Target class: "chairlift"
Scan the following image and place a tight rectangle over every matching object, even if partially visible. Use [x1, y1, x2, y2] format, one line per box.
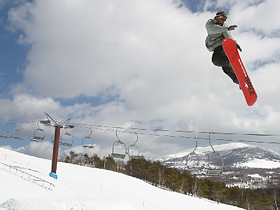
[111, 127, 127, 159]
[82, 127, 94, 149]
[59, 132, 74, 147]
[39, 119, 51, 126]
[206, 132, 225, 176]
[51, 131, 74, 147]
[185, 138, 203, 174]
[0, 128, 9, 138]
[30, 121, 46, 142]
[11, 128, 23, 140]
[128, 132, 143, 159]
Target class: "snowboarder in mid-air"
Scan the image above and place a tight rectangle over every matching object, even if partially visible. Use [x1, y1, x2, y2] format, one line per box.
[205, 10, 242, 86]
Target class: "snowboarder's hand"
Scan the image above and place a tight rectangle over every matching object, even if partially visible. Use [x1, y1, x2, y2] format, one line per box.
[236, 44, 242, 52]
[228, 25, 237, 31]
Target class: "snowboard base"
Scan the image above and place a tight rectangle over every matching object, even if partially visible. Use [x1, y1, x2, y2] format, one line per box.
[222, 38, 257, 106]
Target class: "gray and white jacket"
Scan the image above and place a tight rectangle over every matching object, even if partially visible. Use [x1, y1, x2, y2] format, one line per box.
[205, 18, 238, 52]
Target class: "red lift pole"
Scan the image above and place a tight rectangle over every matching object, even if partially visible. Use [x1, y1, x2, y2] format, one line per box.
[49, 126, 62, 179]
[40, 113, 73, 179]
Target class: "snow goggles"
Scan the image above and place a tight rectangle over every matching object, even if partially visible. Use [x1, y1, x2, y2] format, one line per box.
[216, 15, 227, 21]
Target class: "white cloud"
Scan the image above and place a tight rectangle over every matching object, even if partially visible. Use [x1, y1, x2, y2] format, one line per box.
[0, 94, 61, 122]
[0, 145, 13, 150]
[231, 0, 280, 35]
[16, 141, 53, 159]
[2, 0, 280, 156]
[8, 0, 208, 100]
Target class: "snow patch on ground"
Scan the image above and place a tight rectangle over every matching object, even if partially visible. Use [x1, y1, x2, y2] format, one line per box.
[242, 159, 280, 169]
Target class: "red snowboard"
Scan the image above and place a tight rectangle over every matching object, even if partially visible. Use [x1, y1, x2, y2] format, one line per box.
[222, 38, 257, 106]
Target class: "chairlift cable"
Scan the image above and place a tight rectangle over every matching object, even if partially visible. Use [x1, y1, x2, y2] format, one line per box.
[93, 126, 280, 145]
[4, 121, 280, 138]
[3, 121, 280, 145]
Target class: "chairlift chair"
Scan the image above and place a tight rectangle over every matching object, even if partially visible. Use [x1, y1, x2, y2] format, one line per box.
[51, 132, 74, 147]
[39, 119, 51, 126]
[30, 128, 45, 142]
[185, 138, 202, 174]
[82, 128, 94, 149]
[128, 132, 143, 159]
[30, 121, 46, 142]
[59, 132, 74, 147]
[206, 132, 225, 176]
[207, 153, 224, 176]
[11, 128, 23, 140]
[111, 127, 127, 159]
[0, 129, 9, 138]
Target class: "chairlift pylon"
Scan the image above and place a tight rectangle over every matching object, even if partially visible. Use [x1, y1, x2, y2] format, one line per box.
[111, 127, 127, 159]
[82, 127, 94, 149]
[30, 121, 46, 142]
[128, 132, 143, 159]
[206, 132, 225, 176]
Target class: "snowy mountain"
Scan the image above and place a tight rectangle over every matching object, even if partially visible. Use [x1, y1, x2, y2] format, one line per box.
[0, 147, 243, 210]
[155, 143, 280, 189]
[156, 143, 280, 170]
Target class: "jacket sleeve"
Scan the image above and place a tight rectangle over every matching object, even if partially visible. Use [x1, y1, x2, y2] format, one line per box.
[205, 19, 228, 35]
[222, 23, 239, 45]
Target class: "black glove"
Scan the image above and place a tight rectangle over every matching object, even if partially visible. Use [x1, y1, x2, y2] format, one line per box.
[228, 25, 237, 31]
[236, 44, 242, 52]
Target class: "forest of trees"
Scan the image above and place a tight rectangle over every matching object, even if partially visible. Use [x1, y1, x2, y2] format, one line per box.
[60, 151, 280, 210]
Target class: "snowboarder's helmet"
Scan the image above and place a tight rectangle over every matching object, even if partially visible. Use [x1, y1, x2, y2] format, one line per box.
[215, 10, 227, 21]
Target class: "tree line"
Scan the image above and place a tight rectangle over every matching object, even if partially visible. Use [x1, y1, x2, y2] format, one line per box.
[60, 151, 280, 210]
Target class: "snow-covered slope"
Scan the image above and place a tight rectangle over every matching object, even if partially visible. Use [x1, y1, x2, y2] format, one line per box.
[0, 148, 242, 210]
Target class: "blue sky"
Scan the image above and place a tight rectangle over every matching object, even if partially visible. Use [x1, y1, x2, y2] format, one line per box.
[0, 10, 25, 97]
[1, 0, 280, 159]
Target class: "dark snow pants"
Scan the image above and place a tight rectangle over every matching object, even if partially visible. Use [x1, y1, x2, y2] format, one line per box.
[212, 46, 239, 84]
